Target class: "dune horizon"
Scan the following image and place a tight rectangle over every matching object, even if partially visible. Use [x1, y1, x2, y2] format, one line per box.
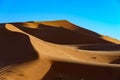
[0, 20, 120, 80]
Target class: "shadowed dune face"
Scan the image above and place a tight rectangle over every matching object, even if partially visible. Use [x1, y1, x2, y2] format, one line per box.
[0, 24, 38, 66]
[11, 23, 113, 45]
[42, 62, 120, 80]
[110, 59, 120, 64]
[77, 44, 120, 51]
[38, 20, 104, 38]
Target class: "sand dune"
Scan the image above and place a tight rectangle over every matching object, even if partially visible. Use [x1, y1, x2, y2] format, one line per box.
[11, 21, 113, 44]
[0, 20, 120, 80]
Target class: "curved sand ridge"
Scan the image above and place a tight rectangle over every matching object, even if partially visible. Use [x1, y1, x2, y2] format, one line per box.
[0, 20, 120, 80]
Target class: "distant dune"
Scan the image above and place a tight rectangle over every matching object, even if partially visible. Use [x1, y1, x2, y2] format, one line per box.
[10, 20, 116, 44]
[0, 20, 120, 80]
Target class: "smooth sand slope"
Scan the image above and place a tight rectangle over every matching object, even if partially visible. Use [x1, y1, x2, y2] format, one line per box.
[0, 20, 120, 80]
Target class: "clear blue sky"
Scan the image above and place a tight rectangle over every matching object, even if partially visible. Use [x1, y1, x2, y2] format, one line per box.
[0, 0, 120, 40]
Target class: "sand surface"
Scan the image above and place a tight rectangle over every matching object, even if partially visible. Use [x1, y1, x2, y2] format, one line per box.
[0, 20, 120, 80]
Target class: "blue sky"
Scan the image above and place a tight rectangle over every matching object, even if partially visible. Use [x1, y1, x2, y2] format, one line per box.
[0, 0, 120, 40]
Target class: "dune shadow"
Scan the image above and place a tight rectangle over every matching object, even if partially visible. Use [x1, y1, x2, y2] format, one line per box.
[77, 44, 120, 51]
[110, 59, 120, 64]
[42, 61, 120, 80]
[0, 24, 39, 67]
[73, 25, 102, 38]
[12, 23, 112, 45]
